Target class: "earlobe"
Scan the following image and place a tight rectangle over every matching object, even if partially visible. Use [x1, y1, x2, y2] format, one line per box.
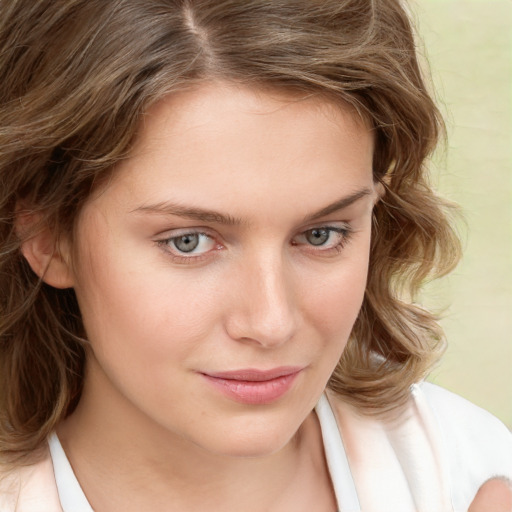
[17, 212, 74, 289]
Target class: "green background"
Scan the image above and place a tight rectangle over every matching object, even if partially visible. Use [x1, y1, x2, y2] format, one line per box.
[416, 0, 512, 428]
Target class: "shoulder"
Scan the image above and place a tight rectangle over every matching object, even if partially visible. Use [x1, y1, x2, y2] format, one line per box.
[416, 381, 512, 472]
[415, 382, 512, 511]
[0, 448, 62, 512]
[417, 380, 510, 432]
[417, 381, 512, 471]
[324, 384, 512, 512]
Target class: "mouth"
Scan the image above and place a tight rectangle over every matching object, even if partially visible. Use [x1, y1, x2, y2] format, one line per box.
[200, 367, 303, 405]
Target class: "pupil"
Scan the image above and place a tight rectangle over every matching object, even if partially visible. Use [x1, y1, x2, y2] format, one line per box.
[174, 234, 199, 252]
[307, 229, 329, 246]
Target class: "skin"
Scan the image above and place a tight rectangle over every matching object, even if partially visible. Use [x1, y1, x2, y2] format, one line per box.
[48, 83, 381, 511]
[468, 479, 512, 512]
[22, 82, 507, 512]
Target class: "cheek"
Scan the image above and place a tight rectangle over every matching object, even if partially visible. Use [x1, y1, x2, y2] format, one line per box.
[74, 257, 221, 359]
[304, 273, 367, 357]
[301, 246, 370, 341]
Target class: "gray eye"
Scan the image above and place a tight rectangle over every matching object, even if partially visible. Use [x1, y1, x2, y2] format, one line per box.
[173, 234, 200, 253]
[305, 228, 330, 246]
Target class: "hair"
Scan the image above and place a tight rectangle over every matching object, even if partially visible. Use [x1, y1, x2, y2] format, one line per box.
[0, 0, 460, 465]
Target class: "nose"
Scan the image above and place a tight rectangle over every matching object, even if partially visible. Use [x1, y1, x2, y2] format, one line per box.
[224, 252, 299, 348]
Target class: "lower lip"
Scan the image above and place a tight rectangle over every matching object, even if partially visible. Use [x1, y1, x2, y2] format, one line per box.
[201, 372, 300, 405]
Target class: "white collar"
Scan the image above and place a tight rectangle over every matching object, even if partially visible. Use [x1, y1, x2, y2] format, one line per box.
[48, 432, 93, 512]
[48, 388, 451, 512]
[48, 393, 347, 512]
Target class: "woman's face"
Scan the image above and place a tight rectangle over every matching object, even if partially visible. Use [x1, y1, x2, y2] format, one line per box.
[70, 83, 377, 457]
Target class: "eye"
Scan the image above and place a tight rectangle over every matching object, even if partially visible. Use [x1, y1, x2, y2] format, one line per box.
[158, 231, 218, 258]
[172, 233, 203, 253]
[304, 228, 331, 246]
[293, 226, 352, 252]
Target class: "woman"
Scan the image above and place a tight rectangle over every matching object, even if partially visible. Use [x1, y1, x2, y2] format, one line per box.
[0, 0, 510, 510]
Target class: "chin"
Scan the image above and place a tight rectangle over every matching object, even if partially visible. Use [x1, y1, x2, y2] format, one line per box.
[194, 418, 301, 459]
[209, 435, 294, 459]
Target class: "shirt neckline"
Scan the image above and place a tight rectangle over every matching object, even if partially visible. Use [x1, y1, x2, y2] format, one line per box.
[48, 432, 94, 512]
[48, 392, 353, 512]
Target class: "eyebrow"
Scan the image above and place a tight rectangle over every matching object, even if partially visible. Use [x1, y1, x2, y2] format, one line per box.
[131, 187, 372, 226]
[131, 201, 244, 225]
[301, 187, 372, 223]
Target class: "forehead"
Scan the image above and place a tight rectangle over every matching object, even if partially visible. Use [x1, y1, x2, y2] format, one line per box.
[86, 82, 374, 223]
[133, 83, 372, 165]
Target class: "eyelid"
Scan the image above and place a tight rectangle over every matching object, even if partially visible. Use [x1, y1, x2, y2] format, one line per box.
[302, 219, 352, 231]
[292, 223, 354, 252]
[155, 228, 223, 262]
[153, 225, 217, 238]
[154, 222, 354, 264]
[298, 222, 353, 238]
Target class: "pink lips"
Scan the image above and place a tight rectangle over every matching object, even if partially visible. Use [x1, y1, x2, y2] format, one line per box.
[201, 367, 302, 405]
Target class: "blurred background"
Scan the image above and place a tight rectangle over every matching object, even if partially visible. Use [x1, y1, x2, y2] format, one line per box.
[413, 0, 512, 428]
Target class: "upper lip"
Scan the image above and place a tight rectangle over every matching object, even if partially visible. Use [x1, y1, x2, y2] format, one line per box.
[202, 366, 303, 381]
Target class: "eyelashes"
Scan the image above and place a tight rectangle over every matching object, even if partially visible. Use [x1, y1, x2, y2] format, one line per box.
[156, 231, 221, 264]
[291, 227, 351, 250]
[165, 232, 216, 254]
[156, 225, 354, 264]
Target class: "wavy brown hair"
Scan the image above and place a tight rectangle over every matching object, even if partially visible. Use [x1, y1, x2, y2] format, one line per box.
[0, 0, 460, 464]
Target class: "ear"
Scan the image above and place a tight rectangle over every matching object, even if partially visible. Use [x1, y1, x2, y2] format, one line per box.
[17, 210, 74, 289]
[373, 180, 386, 205]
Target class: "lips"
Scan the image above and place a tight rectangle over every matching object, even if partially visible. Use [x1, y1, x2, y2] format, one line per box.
[200, 367, 303, 404]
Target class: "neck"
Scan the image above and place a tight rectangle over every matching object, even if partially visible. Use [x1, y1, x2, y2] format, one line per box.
[57, 361, 334, 512]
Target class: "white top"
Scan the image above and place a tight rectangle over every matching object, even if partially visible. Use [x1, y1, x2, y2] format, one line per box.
[2, 382, 511, 511]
